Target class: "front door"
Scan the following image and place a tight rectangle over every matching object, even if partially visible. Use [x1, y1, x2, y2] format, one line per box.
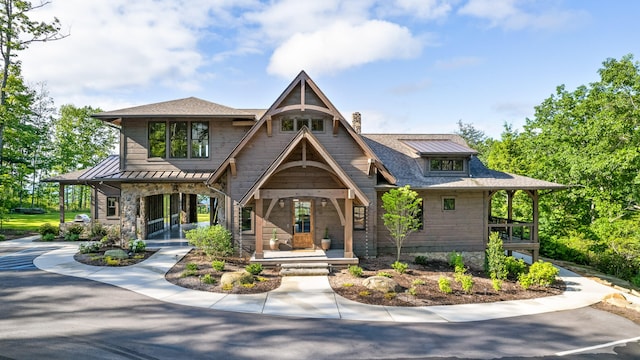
[292, 199, 314, 249]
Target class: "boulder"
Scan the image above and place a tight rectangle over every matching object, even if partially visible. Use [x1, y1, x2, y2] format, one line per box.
[220, 271, 254, 287]
[104, 249, 128, 260]
[603, 293, 631, 308]
[363, 276, 401, 293]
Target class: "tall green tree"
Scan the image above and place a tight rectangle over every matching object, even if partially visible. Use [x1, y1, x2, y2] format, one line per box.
[0, 0, 65, 164]
[381, 185, 422, 261]
[51, 105, 116, 209]
[455, 120, 492, 162]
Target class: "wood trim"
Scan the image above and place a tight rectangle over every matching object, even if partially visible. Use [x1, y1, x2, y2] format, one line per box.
[344, 198, 353, 258]
[269, 104, 334, 117]
[229, 158, 237, 177]
[261, 189, 347, 199]
[255, 198, 264, 259]
[266, 117, 272, 137]
[331, 197, 345, 226]
[264, 198, 277, 221]
[274, 161, 335, 176]
[333, 117, 339, 136]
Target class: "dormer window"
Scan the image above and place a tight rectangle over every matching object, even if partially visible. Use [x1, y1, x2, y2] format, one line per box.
[430, 159, 464, 172]
[400, 139, 477, 178]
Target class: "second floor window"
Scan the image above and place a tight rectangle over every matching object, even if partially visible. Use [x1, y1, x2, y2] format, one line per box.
[430, 159, 464, 172]
[281, 117, 324, 132]
[148, 121, 209, 159]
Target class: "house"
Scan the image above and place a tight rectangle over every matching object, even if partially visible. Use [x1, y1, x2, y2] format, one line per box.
[45, 71, 564, 267]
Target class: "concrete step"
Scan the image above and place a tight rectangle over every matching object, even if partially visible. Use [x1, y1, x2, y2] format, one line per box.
[281, 262, 329, 269]
[280, 267, 330, 276]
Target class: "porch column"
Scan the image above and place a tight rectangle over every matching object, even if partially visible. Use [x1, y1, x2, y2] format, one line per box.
[507, 190, 515, 242]
[59, 184, 65, 227]
[344, 197, 354, 258]
[255, 198, 264, 259]
[532, 190, 539, 262]
[139, 197, 147, 239]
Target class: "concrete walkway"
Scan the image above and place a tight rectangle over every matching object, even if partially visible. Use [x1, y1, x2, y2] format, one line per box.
[5, 238, 636, 323]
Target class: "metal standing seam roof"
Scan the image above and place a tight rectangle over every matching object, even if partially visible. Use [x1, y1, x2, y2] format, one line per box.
[401, 139, 478, 155]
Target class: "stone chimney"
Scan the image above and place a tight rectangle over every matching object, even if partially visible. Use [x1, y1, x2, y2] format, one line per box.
[352, 112, 361, 134]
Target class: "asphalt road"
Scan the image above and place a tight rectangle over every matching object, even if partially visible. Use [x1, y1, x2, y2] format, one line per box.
[1, 247, 640, 359]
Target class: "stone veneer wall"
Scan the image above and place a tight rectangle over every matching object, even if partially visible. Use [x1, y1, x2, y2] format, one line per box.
[120, 182, 224, 240]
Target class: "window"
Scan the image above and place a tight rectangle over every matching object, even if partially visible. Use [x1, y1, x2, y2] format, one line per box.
[416, 200, 424, 230]
[191, 122, 209, 158]
[353, 206, 366, 230]
[106, 197, 119, 217]
[241, 206, 254, 233]
[148, 122, 166, 157]
[148, 121, 209, 159]
[281, 117, 324, 132]
[430, 159, 464, 172]
[443, 198, 456, 211]
[169, 121, 188, 158]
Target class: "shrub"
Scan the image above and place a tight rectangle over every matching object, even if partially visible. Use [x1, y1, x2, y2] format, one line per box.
[201, 274, 216, 284]
[79, 241, 101, 254]
[485, 232, 507, 281]
[128, 239, 146, 253]
[358, 290, 371, 297]
[377, 271, 393, 278]
[186, 263, 198, 271]
[519, 261, 559, 289]
[348, 265, 363, 277]
[412, 279, 426, 286]
[41, 233, 56, 242]
[505, 256, 527, 279]
[492, 278, 502, 292]
[222, 283, 233, 291]
[342, 283, 354, 287]
[65, 224, 84, 241]
[438, 276, 452, 294]
[391, 261, 408, 274]
[245, 263, 263, 275]
[0, 234, 4, 241]
[459, 273, 474, 294]
[414, 255, 428, 266]
[105, 256, 120, 266]
[242, 283, 255, 289]
[211, 260, 225, 271]
[89, 222, 107, 239]
[632, 273, 640, 288]
[38, 223, 59, 236]
[408, 287, 418, 296]
[384, 292, 397, 300]
[185, 225, 233, 259]
[448, 251, 464, 269]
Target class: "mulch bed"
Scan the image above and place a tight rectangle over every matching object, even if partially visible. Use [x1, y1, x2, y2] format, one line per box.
[328, 256, 565, 307]
[165, 249, 281, 294]
[74, 247, 157, 266]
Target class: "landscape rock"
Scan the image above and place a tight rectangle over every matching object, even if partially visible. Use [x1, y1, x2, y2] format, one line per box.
[104, 249, 128, 259]
[603, 293, 631, 308]
[220, 271, 254, 287]
[363, 276, 401, 293]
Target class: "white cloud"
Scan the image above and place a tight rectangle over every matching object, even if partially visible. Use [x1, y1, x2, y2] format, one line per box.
[458, 0, 588, 30]
[267, 20, 423, 78]
[377, 0, 454, 19]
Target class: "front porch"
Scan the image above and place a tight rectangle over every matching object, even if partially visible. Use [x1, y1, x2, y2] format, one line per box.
[251, 249, 359, 267]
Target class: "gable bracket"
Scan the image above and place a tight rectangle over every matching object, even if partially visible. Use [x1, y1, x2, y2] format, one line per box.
[230, 158, 237, 177]
[367, 158, 376, 177]
[333, 117, 339, 136]
[266, 116, 272, 137]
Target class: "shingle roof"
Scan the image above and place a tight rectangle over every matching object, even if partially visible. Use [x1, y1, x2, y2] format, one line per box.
[93, 97, 261, 119]
[363, 134, 565, 190]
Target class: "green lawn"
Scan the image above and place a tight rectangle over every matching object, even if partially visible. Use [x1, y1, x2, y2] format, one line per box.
[1, 211, 88, 232]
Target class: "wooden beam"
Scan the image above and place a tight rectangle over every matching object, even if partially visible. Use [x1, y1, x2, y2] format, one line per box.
[264, 198, 277, 221]
[269, 104, 333, 116]
[230, 158, 237, 177]
[344, 198, 353, 258]
[266, 117, 272, 137]
[300, 79, 305, 111]
[302, 141, 306, 168]
[367, 158, 375, 177]
[255, 199, 264, 259]
[348, 189, 355, 199]
[333, 117, 339, 136]
[331, 197, 345, 226]
[261, 189, 348, 199]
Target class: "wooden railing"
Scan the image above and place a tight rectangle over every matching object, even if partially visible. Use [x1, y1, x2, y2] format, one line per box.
[488, 217, 535, 245]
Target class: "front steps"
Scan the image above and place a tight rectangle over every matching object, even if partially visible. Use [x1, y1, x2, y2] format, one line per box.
[280, 262, 330, 276]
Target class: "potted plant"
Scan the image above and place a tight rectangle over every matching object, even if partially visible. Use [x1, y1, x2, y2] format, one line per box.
[321, 227, 331, 250]
[269, 228, 279, 250]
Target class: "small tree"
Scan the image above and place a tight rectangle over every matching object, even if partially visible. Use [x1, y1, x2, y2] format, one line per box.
[381, 185, 422, 261]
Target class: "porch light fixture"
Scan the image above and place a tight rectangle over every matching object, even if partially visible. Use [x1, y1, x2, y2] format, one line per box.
[279, 199, 285, 208]
[321, 198, 327, 207]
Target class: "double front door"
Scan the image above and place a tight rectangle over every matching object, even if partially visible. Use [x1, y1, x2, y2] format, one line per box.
[292, 199, 314, 249]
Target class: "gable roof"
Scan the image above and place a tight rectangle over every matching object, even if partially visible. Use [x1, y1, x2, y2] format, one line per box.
[207, 70, 395, 185]
[93, 97, 260, 123]
[364, 134, 565, 190]
[240, 127, 370, 206]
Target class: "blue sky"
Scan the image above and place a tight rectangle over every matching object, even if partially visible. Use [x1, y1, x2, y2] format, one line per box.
[21, 0, 640, 138]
